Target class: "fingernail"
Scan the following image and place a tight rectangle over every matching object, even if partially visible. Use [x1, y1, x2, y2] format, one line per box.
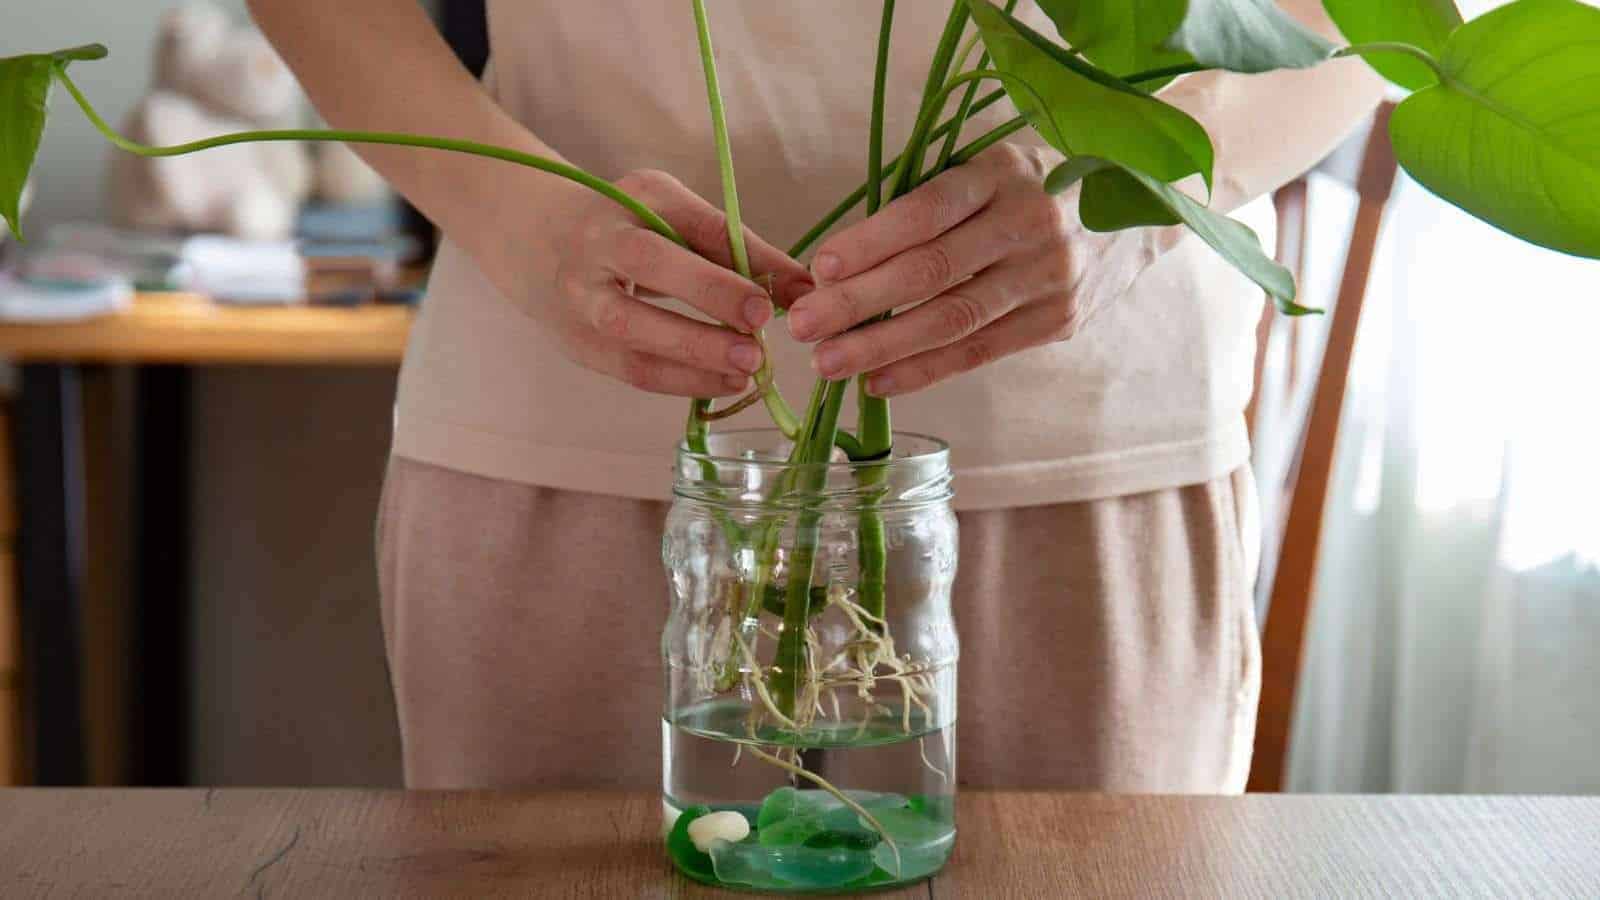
[744, 296, 773, 330]
[812, 253, 843, 284]
[788, 305, 820, 341]
[867, 374, 896, 397]
[724, 374, 750, 392]
[728, 341, 763, 374]
[813, 345, 847, 378]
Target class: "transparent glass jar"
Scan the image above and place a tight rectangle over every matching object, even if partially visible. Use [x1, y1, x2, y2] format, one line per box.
[662, 430, 959, 892]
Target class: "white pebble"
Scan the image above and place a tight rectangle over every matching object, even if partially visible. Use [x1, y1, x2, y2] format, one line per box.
[687, 810, 750, 852]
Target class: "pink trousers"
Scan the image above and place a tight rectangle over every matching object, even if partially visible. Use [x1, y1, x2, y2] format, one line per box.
[377, 457, 1260, 792]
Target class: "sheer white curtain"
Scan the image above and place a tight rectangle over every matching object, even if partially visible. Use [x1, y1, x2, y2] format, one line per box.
[1279, 160, 1600, 794]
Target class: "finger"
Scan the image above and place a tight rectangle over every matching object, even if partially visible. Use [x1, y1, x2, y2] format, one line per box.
[581, 343, 750, 398]
[588, 288, 767, 376]
[809, 160, 1000, 285]
[862, 301, 1075, 398]
[788, 212, 1013, 342]
[609, 228, 776, 333]
[678, 211, 815, 309]
[809, 261, 1030, 380]
[626, 172, 814, 309]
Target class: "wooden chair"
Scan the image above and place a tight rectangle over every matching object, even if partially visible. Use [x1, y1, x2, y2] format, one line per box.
[1246, 102, 1400, 793]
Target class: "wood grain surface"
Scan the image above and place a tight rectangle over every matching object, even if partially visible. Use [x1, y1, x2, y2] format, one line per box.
[0, 790, 1595, 898]
[0, 293, 412, 364]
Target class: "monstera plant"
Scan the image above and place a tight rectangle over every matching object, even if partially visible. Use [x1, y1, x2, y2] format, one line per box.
[3, 0, 1597, 891]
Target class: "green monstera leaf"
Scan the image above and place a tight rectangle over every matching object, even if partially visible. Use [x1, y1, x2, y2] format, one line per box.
[1390, 0, 1600, 259]
[1048, 155, 1305, 312]
[1323, 0, 1463, 90]
[1168, 0, 1336, 73]
[969, 0, 1214, 189]
[1034, 0, 1192, 82]
[0, 44, 105, 240]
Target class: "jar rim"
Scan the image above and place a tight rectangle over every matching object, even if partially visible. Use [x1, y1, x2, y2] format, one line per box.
[676, 428, 950, 472]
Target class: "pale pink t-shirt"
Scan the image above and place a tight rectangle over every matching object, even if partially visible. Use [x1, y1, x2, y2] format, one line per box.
[391, 2, 1267, 510]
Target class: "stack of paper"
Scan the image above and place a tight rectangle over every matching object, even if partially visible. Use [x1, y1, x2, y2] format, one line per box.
[180, 235, 306, 304]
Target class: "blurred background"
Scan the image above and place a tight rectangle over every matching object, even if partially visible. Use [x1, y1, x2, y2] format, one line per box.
[0, 0, 1594, 794]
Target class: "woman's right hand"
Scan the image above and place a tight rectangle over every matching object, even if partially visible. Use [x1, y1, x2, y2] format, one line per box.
[529, 169, 813, 398]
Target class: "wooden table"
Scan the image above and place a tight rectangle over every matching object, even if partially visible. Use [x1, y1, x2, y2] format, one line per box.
[0, 790, 1595, 898]
[0, 293, 413, 785]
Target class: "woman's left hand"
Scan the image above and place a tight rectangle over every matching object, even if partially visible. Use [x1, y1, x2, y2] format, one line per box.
[786, 143, 1104, 398]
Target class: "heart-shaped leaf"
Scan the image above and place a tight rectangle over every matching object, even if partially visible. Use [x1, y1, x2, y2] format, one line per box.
[1390, 0, 1600, 259]
[0, 45, 104, 241]
[1168, 0, 1336, 72]
[970, 0, 1214, 189]
[1049, 155, 1306, 312]
[1034, 0, 1192, 84]
[0, 54, 56, 241]
[1322, 0, 1462, 90]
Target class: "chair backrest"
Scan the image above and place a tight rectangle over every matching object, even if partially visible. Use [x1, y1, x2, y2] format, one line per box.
[1247, 102, 1399, 793]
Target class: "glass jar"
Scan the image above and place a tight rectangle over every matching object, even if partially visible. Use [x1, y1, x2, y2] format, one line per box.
[662, 430, 959, 892]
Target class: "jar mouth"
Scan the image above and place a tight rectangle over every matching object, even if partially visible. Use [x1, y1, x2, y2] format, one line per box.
[677, 429, 949, 471]
[674, 429, 953, 510]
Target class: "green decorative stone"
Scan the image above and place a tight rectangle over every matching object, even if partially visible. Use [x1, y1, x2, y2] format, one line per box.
[768, 844, 877, 889]
[709, 837, 776, 888]
[758, 813, 826, 847]
[865, 806, 951, 845]
[665, 805, 715, 882]
[872, 831, 954, 882]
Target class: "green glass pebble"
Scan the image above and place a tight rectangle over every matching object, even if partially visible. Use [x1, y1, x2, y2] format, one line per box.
[909, 793, 956, 822]
[872, 830, 954, 882]
[768, 844, 876, 889]
[864, 806, 951, 845]
[665, 805, 716, 882]
[803, 827, 879, 852]
[709, 837, 776, 888]
[758, 813, 825, 847]
[758, 786, 911, 828]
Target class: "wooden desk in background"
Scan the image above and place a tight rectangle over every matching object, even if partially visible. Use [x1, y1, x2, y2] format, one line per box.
[0, 292, 413, 786]
[1, 790, 1596, 897]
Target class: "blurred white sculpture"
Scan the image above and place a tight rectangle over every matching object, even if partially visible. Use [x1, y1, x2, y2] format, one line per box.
[108, 3, 386, 240]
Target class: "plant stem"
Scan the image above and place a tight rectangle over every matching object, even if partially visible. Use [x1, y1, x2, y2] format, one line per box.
[688, 0, 799, 439]
[789, 89, 1007, 258]
[771, 378, 848, 719]
[51, 66, 683, 248]
[787, 60, 1206, 259]
[690, 0, 751, 279]
[949, 114, 1028, 166]
[933, 0, 1016, 174]
[889, 2, 973, 199]
[866, 0, 898, 218]
[1336, 42, 1448, 83]
[1121, 61, 1212, 87]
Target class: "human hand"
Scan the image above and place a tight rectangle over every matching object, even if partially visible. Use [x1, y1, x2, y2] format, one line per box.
[786, 144, 1107, 397]
[538, 169, 812, 397]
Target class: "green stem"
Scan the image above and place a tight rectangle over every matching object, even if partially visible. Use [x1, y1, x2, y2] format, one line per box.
[948, 114, 1028, 166]
[889, 2, 973, 200]
[51, 66, 683, 248]
[787, 60, 1205, 259]
[1120, 61, 1211, 87]
[690, 0, 751, 279]
[933, 0, 1016, 174]
[688, 0, 798, 439]
[789, 88, 1007, 258]
[1337, 42, 1448, 83]
[856, 379, 892, 629]
[866, 0, 898, 217]
[771, 379, 848, 720]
